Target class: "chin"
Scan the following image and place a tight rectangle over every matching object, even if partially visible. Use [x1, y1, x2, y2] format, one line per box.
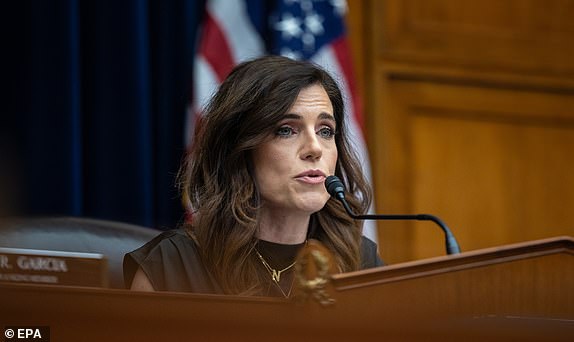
[296, 197, 330, 214]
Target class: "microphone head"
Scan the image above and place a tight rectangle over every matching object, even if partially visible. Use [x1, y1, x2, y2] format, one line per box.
[325, 175, 345, 198]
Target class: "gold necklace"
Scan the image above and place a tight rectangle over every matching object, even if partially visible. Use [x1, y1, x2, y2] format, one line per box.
[254, 249, 296, 298]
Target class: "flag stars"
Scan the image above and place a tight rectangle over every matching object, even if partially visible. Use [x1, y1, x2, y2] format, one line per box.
[305, 13, 324, 35]
[284, 0, 313, 11]
[302, 32, 315, 51]
[300, 0, 313, 12]
[274, 13, 303, 39]
[280, 47, 303, 60]
[329, 0, 347, 16]
[273, 0, 338, 54]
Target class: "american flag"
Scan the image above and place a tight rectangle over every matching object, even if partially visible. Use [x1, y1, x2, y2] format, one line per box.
[189, 0, 377, 242]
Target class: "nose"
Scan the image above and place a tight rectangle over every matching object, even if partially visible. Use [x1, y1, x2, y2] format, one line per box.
[300, 130, 322, 161]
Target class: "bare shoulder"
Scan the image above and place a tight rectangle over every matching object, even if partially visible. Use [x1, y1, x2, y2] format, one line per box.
[130, 267, 156, 292]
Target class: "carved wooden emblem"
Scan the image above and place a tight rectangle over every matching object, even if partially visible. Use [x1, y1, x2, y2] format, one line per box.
[293, 240, 336, 306]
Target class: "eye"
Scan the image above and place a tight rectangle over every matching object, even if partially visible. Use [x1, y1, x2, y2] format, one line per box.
[276, 125, 295, 137]
[317, 126, 336, 139]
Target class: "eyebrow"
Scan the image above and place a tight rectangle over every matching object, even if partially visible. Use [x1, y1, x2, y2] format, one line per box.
[282, 113, 336, 122]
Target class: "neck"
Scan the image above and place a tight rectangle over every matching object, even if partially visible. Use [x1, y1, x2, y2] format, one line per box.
[257, 207, 310, 244]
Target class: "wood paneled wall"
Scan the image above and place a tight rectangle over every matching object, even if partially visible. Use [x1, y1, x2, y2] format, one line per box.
[348, 0, 574, 264]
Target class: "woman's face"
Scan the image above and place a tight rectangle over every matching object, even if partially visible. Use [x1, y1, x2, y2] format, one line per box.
[252, 84, 338, 216]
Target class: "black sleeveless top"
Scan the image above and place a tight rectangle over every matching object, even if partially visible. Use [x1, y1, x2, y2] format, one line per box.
[123, 229, 383, 295]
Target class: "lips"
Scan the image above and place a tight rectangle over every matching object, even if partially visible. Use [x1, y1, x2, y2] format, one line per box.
[294, 169, 327, 184]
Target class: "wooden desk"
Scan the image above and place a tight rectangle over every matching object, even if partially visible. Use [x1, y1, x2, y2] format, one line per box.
[2, 237, 573, 341]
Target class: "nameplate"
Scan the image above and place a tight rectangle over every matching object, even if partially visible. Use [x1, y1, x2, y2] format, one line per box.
[0, 247, 108, 287]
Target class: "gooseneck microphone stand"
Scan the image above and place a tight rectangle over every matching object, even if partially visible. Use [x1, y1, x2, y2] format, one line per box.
[325, 176, 461, 255]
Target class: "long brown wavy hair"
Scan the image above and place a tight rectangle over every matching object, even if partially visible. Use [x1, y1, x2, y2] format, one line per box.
[179, 55, 372, 294]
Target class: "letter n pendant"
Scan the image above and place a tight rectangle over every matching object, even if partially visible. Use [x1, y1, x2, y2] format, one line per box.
[272, 269, 281, 282]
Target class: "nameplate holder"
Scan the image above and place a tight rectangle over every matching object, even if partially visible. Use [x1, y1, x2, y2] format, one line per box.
[0, 247, 108, 287]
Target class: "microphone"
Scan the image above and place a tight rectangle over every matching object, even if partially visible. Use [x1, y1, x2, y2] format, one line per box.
[325, 175, 461, 255]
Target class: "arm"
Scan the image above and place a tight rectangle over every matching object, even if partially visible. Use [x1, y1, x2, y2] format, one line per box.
[130, 267, 156, 291]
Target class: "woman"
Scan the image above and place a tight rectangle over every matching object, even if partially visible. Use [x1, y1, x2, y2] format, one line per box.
[124, 55, 383, 297]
